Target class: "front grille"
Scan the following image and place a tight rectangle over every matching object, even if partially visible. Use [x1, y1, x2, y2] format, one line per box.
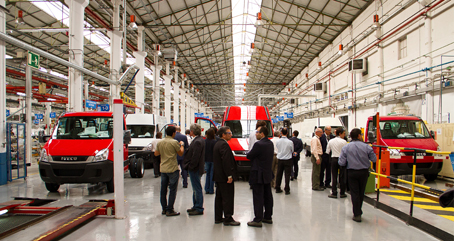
[234, 151, 247, 155]
[128, 147, 142, 151]
[53, 169, 84, 176]
[402, 152, 432, 156]
[406, 163, 432, 169]
[52, 156, 89, 162]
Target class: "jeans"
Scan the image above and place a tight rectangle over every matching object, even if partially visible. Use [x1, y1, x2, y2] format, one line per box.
[204, 162, 214, 194]
[188, 170, 204, 212]
[178, 161, 188, 187]
[160, 170, 180, 212]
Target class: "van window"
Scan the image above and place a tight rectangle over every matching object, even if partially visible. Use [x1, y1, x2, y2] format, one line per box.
[370, 120, 430, 139]
[53, 116, 113, 139]
[127, 125, 155, 138]
[224, 120, 272, 138]
[196, 119, 216, 136]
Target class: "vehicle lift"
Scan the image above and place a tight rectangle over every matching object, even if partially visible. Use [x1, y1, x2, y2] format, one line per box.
[0, 197, 116, 240]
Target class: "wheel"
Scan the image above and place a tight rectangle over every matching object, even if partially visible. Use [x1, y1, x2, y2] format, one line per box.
[129, 157, 137, 178]
[45, 183, 60, 192]
[106, 178, 114, 193]
[136, 158, 145, 178]
[424, 174, 438, 182]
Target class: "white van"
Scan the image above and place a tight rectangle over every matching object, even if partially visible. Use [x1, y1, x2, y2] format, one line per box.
[126, 114, 167, 168]
[296, 117, 345, 156]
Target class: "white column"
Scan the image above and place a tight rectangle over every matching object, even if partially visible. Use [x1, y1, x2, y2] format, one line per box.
[173, 67, 179, 125]
[84, 80, 89, 111]
[109, 0, 122, 106]
[180, 89, 186, 129]
[186, 92, 191, 129]
[164, 62, 172, 123]
[66, 0, 88, 112]
[0, 0, 6, 157]
[375, 24, 385, 114]
[190, 97, 195, 124]
[25, 63, 32, 165]
[153, 54, 161, 116]
[45, 103, 51, 135]
[113, 99, 125, 219]
[424, 11, 434, 124]
[133, 26, 146, 114]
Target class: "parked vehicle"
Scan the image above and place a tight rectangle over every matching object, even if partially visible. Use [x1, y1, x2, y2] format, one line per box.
[297, 117, 345, 156]
[39, 111, 143, 193]
[365, 115, 443, 181]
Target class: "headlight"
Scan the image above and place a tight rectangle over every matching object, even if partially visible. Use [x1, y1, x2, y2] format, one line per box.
[388, 149, 402, 156]
[94, 148, 109, 162]
[143, 143, 152, 151]
[40, 149, 51, 162]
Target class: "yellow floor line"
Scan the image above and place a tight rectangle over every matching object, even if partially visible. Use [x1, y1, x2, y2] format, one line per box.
[439, 215, 454, 221]
[388, 195, 438, 203]
[414, 204, 454, 212]
[379, 189, 408, 194]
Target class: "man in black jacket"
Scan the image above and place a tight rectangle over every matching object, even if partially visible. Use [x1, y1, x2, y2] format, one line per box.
[320, 126, 335, 188]
[246, 126, 274, 227]
[213, 126, 240, 226]
[184, 123, 205, 215]
[290, 130, 303, 180]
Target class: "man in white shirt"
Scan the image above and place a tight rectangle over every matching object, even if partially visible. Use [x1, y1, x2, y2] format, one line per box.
[275, 128, 294, 195]
[248, 120, 267, 151]
[326, 127, 348, 198]
[270, 131, 280, 188]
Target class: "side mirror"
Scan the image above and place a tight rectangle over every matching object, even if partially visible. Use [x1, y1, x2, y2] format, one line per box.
[124, 130, 131, 145]
[368, 131, 376, 143]
[430, 130, 435, 139]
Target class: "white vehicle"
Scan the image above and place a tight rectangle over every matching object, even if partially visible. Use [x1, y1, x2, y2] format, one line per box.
[126, 114, 168, 168]
[295, 117, 345, 156]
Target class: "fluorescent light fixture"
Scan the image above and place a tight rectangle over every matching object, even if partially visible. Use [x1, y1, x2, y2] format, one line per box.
[0, 210, 8, 215]
[6, 55, 13, 59]
[16, 92, 26, 96]
[47, 98, 56, 101]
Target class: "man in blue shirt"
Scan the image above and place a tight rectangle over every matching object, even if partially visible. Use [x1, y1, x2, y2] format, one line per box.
[339, 128, 376, 222]
[175, 126, 189, 188]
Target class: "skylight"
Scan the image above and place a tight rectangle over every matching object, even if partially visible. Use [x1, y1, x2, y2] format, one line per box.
[231, 0, 262, 105]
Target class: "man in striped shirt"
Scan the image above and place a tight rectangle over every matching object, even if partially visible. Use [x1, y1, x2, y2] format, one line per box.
[310, 128, 324, 191]
[326, 127, 348, 198]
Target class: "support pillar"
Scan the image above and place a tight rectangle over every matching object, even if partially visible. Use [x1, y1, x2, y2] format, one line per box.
[0, 0, 7, 161]
[173, 67, 179, 125]
[133, 26, 147, 114]
[164, 62, 172, 123]
[376, 25, 385, 114]
[113, 99, 125, 219]
[45, 103, 51, 135]
[25, 64, 32, 165]
[66, 0, 89, 112]
[153, 54, 161, 116]
[186, 92, 191, 129]
[180, 88, 186, 129]
[423, 11, 434, 124]
[109, 0, 122, 106]
[84, 80, 89, 111]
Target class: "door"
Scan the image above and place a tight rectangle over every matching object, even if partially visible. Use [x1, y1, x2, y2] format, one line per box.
[195, 117, 217, 137]
[160, 123, 177, 137]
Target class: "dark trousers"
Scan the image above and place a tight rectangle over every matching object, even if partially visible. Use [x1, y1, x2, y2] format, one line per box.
[291, 157, 300, 178]
[153, 155, 161, 176]
[252, 183, 273, 222]
[204, 162, 215, 194]
[320, 153, 332, 186]
[160, 170, 180, 212]
[347, 169, 369, 217]
[276, 159, 292, 192]
[215, 182, 235, 222]
[178, 161, 188, 187]
[331, 157, 346, 195]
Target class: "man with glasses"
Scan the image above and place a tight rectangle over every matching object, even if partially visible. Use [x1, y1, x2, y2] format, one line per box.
[213, 126, 240, 226]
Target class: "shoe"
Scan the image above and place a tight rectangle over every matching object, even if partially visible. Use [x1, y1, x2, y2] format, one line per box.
[352, 216, 362, 222]
[290, 177, 294, 181]
[161, 210, 166, 215]
[155, 175, 159, 178]
[247, 221, 262, 227]
[223, 220, 240, 226]
[215, 219, 224, 224]
[340, 194, 347, 198]
[262, 219, 273, 224]
[183, 185, 188, 188]
[325, 184, 332, 188]
[166, 210, 180, 216]
[188, 210, 204, 215]
[187, 208, 196, 212]
[276, 189, 283, 193]
[328, 194, 337, 199]
[285, 191, 290, 195]
[312, 188, 324, 191]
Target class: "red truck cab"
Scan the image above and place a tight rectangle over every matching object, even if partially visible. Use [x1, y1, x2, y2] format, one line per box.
[365, 115, 443, 181]
[39, 111, 143, 193]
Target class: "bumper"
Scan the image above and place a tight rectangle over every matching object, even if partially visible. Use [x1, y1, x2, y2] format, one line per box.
[390, 157, 443, 175]
[39, 160, 113, 184]
[234, 155, 251, 174]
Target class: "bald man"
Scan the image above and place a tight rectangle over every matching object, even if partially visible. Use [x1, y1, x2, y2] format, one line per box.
[311, 128, 324, 191]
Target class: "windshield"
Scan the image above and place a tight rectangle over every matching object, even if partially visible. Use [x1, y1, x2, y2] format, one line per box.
[52, 116, 113, 139]
[127, 125, 155, 138]
[368, 120, 430, 139]
[224, 120, 272, 138]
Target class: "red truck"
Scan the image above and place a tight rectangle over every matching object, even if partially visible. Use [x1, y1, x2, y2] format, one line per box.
[365, 115, 444, 181]
[196, 106, 274, 177]
[39, 111, 144, 193]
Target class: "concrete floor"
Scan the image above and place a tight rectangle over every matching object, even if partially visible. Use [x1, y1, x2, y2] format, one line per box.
[0, 157, 445, 241]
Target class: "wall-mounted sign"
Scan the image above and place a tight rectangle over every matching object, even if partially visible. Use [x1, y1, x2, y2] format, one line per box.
[35, 113, 44, 120]
[97, 104, 110, 112]
[85, 100, 97, 109]
[6, 109, 10, 117]
[50, 112, 56, 118]
[27, 51, 40, 69]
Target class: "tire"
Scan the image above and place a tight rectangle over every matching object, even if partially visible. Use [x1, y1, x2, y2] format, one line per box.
[45, 183, 60, 192]
[129, 157, 137, 178]
[136, 158, 145, 178]
[424, 174, 438, 182]
[106, 178, 114, 193]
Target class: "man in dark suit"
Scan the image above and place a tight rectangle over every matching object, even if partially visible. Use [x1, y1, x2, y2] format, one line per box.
[290, 130, 303, 180]
[246, 126, 274, 227]
[175, 126, 189, 188]
[320, 126, 335, 188]
[213, 126, 240, 226]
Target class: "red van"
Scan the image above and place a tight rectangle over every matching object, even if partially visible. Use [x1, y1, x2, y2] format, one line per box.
[365, 115, 444, 181]
[39, 111, 143, 193]
[196, 106, 274, 176]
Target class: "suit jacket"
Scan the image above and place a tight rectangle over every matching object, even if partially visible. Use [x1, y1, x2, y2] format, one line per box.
[320, 133, 335, 153]
[183, 136, 205, 175]
[213, 139, 238, 182]
[174, 132, 189, 164]
[290, 137, 303, 160]
[246, 138, 274, 184]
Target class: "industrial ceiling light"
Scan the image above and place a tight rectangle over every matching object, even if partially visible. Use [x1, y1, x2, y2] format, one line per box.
[254, 12, 265, 28]
[128, 15, 138, 30]
[15, 10, 25, 25]
[372, 15, 380, 29]
[338, 44, 343, 56]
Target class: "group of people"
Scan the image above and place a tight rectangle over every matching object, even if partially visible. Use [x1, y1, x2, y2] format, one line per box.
[150, 122, 376, 225]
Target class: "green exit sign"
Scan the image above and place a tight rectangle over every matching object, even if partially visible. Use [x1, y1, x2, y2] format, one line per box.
[27, 51, 40, 69]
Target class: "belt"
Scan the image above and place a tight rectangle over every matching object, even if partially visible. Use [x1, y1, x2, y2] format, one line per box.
[278, 158, 292, 161]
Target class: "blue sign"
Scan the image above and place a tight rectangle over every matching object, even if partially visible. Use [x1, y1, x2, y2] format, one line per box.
[85, 100, 97, 109]
[97, 104, 110, 112]
[50, 112, 56, 118]
[277, 116, 284, 121]
[171, 119, 174, 123]
[450, 154, 454, 174]
[33, 119, 40, 125]
[272, 118, 277, 124]
[35, 113, 44, 120]
[6, 109, 10, 117]
[195, 113, 204, 117]
[285, 112, 293, 119]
